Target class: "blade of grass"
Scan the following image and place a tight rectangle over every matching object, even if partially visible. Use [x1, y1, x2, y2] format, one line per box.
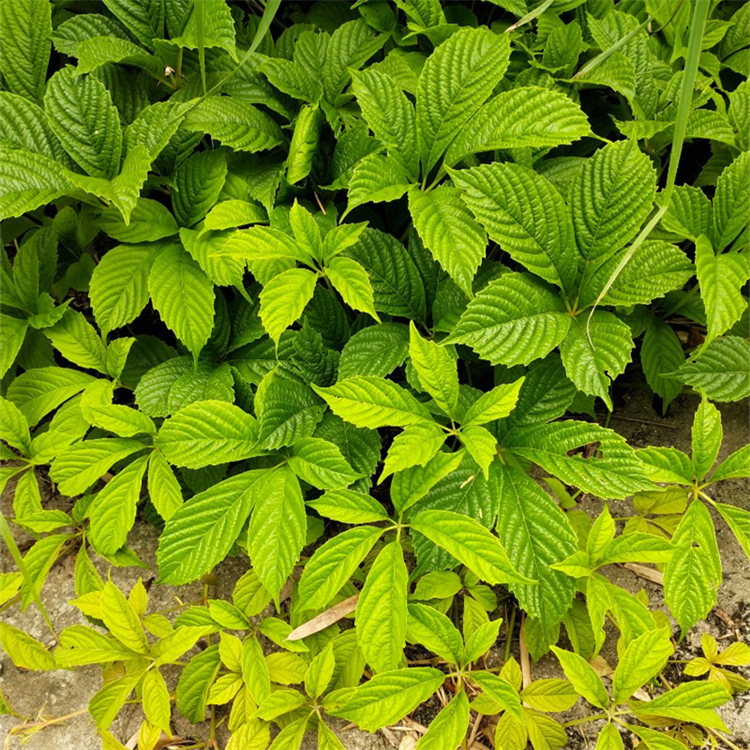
[505, 0, 554, 33]
[586, 0, 710, 337]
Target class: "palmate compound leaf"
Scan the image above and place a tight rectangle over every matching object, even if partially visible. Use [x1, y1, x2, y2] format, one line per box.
[156, 400, 259, 469]
[356, 540, 408, 674]
[673, 336, 750, 403]
[416, 26, 511, 175]
[313, 376, 433, 429]
[157, 470, 268, 585]
[449, 162, 577, 293]
[570, 139, 656, 274]
[444, 86, 591, 167]
[560, 311, 634, 410]
[247, 466, 306, 601]
[410, 510, 533, 586]
[44, 67, 122, 179]
[496, 466, 577, 636]
[408, 185, 487, 298]
[324, 667, 445, 732]
[446, 273, 571, 367]
[695, 235, 749, 348]
[504, 420, 653, 499]
[147, 243, 215, 359]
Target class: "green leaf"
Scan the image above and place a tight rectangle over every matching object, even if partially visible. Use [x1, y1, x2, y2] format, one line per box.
[409, 322, 458, 416]
[101, 0, 164, 51]
[0, 396, 31, 454]
[631, 681, 731, 731]
[255, 688, 307, 720]
[171, 149, 227, 228]
[147, 450, 183, 522]
[45, 309, 108, 374]
[641, 316, 684, 410]
[88, 455, 149, 555]
[6, 366, 96, 426]
[505, 421, 653, 499]
[0, 92, 67, 161]
[89, 670, 145, 730]
[356, 540, 408, 673]
[325, 667, 445, 732]
[710, 445, 750, 483]
[715, 502, 750, 559]
[415, 691, 469, 750]
[307, 489, 389, 525]
[450, 162, 576, 292]
[176, 644, 221, 723]
[571, 140, 656, 271]
[675, 336, 750, 402]
[0, 148, 73, 219]
[408, 185, 487, 298]
[287, 104, 322, 185]
[445, 86, 591, 165]
[148, 244, 215, 358]
[184, 96, 283, 153]
[664, 501, 722, 634]
[298, 525, 383, 612]
[44, 67, 122, 179]
[0, 0, 52, 103]
[661, 185, 712, 241]
[72, 35, 161, 76]
[473, 672, 523, 722]
[99, 580, 150, 654]
[222, 225, 311, 265]
[156, 400, 257, 469]
[204, 199, 266, 232]
[247, 467, 306, 600]
[695, 236, 749, 348]
[351, 67, 418, 180]
[464, 377, 524, 426]
[448, 273, 570, 366]
[306, 643, 336, 700]
[496, 466, 577, 635]
[712, 151, 749, 251]
[521, 679, 579, 713]
[338, 322, 409, 380]
[612, 626, 672, 703]
[89, 243, 161, 337]
[416, 27, 510, 174]
[551, 646, 609, 709]
[0, 622, 55, 671]
[391, 451, 465, 514]
[313, 376, 432, 429]
[691, 396, 722, 481]
[0, 315, 27, 377]
[142, 669, 171, 735]
[97, 199, 178, 243]
[57, 625, 142, 667]
[406, 603, 463, 665]
[381, 422, 446, 482]
[595, 724, 624, 750]
[326, 256, 379, 321]
[289, 437, 362, 489]
[157, 470, 267, 584]
[345, 153, 412, 216]
[259, 268, 318, 344]
[560, 311, 634, 410]
[458, 425, 497, 479]
[410, 509, 532, 585]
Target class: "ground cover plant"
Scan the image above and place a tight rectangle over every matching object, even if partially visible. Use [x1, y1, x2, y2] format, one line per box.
[0, 0, 749, 748]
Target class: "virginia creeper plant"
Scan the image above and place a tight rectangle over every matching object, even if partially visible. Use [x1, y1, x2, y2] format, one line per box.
[0, 0, 748, 749]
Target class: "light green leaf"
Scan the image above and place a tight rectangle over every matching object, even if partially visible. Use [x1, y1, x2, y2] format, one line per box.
[595, 724, 624, 750]
[306, 643, 336, 700]
[184, 96, 283, 152]
[338, 322, 409, 380]
[247, 467, 306, 600]
[142, 669, 171, 734]
[313, 376, 432, 429]
[157, 470, 267, 585]
[641, 316, 684, 410]
[44, 67, 122, 179]
[176, 644, 221, 723]
[560, 311, 634, 410]
[356, 541, 408, 673]
[289, 437, 362, 489]
[204, 199, 266, 232]
[712, 151, 749, 251]
[391, 450, 465, 514]
[631, 681, 731, 732]
[0, 315, 27, 377]
[98, 199, 178, 243]
[306, 489, 389, 525]
[156, 400, 258, 469]
[380, 422, 446, 483]
[89, 670, 145, 730]
[464, 377, 524, 426]
[459, 425, 497, 479]
[0, 148, 73, 219]
[259, 268, 318, 344]
[660, 185, 712, 241]
[448, 273, 570, 366]
[147, 450, 183, 522]
[170, 0, 235, 59]
[287, 104, 322, 185]
[416, 691, 469, 750]
[148, 244, 215, 358]
[0, 92, 67, 161]
[551, 646, 609, 709]
[695, 236, 749, 348]
[410, 509, 532, 585]
[416, 27, 510, 174]
[409, 322, 458, 416]
[692, 396, 722, 481]
[0, 396, 31, 454]
[612, 627, 672, 703]
[521, 679, 579, 713]
[0, 0, 51, 103]
[298, 525, 383, 612]
[326, 256, 379, 321]
[0, 622, 55, 671]
[408, 185, 487, 298]
[710, 445, 750, 483]
[450, 162, 576, 292]
[445, 86, 591, 166]
[325, 667, 445, 732]
[99, 580, 149, 654]
[345, 153, 412, 216]
[472, 672, 523, 722]
[45, 309, 108, 374]
[406, 603, 463, 665]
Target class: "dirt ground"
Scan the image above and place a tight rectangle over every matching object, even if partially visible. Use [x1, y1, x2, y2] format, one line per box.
[1, 387, 747, 750]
